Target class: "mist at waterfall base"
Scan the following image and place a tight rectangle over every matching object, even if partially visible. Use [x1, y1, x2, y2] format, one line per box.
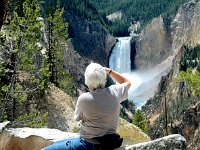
[109, 37, 170, 109]
[121, 70, 166, 108]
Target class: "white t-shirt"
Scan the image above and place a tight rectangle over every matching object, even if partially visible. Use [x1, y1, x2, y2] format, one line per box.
[74, 83, 129, 143]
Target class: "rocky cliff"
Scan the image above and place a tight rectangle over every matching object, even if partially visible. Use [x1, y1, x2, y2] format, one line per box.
[44, 85, 78, 132]
[171, 0, 200, 53]
[134, 0, 200, 71]
[142, 46, 199, 129]
[134, 16, 172, 70]
[129, 16, 173, 101]
[63, 12, 116, 89]
[141, 1, 200, 150]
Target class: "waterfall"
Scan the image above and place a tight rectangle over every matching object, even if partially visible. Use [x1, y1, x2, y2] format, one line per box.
[109, 37, 132, 73]
[109, 37, 145, 107]
[109, 37, 171, 108]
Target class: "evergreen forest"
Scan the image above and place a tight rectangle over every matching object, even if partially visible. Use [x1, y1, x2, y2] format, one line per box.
[91, 0, 188, 36]
[2, 0, 189, 37]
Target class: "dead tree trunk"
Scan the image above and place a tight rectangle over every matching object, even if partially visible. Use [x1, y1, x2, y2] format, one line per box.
[0, 0, 8, 30]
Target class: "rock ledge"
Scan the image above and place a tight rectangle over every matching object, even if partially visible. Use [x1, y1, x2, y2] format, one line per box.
[0, 127, 186, 150]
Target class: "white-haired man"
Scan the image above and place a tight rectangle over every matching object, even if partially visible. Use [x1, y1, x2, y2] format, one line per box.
[43, 63, 131, 150]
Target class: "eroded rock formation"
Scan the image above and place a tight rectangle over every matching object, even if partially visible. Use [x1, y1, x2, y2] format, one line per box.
[171, 0, 200, 53]
[135, 16, 172, 70]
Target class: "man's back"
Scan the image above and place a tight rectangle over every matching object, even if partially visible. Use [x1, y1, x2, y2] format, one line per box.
[77, 83, 128, 142]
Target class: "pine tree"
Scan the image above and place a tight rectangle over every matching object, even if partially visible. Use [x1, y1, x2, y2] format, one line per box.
[0, 59, 5, 109]
[133, 109, 148, 133]
[42, 2, 76, 96]
[0, 0, 45, 122]
[43, 2, 65, 86]
[44, 5, 68, 86]
[0, 0, 8, 30]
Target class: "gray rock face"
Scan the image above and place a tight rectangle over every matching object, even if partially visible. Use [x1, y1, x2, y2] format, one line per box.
[171, 0, 200, 53]
[135, 16, 172, 70]
[126, 134, 186, 150]
[188, 123, 200, 150]
[68, 17, 115, 65]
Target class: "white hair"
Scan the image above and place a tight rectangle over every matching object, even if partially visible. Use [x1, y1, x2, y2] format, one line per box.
[84, 63, 107, 91]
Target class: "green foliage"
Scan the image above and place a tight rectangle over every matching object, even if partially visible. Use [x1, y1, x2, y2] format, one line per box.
[6, 0, 45, 82]
[177, 69, 200, 95]
[133, 109, 148, 133]
[7, 0, 25, 17]
[59, 73, 76, 97]
[6, 0, 188, 37]
[177, 45, 200, 95]
[91, 0, 188, 36]
[72, 126, 80, 133]
[59, 0, 105, 25]
[106, 18, 129, 37]
[48, 7, 68, 86]
[42, 0, 105, 26]
[11, 112, 48, 128]
[0, 61, 5, 103]
[0, 60, 5, 84]
[0, 0, 77, 126]
[39, 64, 51, 90]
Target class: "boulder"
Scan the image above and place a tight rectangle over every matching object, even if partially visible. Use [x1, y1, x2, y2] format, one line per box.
[0, 121, 10, 132]
[0, 127, 186, 150]
[126, 134, 186, 150]
[0, 128, 79, 150]
[0, 117, 151, 150]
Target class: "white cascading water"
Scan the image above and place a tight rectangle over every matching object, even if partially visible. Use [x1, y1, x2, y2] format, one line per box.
[109, 37, 132, 73]
[109, 37, 171, 108]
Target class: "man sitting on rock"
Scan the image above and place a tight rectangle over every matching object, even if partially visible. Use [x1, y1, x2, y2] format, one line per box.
[42, 63, 131, 150]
